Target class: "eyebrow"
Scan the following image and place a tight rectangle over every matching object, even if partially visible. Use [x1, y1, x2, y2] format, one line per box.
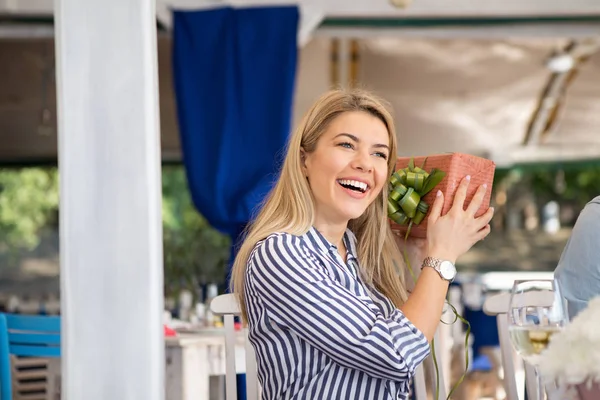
[334, 133, 390, 151]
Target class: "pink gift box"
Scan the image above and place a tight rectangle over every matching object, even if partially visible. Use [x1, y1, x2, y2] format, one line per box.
[390, 152, 496, 239]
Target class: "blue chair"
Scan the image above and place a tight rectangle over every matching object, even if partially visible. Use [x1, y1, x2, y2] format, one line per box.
[0, 313, 61, 400]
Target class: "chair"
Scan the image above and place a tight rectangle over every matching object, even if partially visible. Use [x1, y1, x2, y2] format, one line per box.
[0, 313, 61, 400]
[483, 292, 538, 400]
[413, 327, 449, 400]
[210, 294, 259, 400]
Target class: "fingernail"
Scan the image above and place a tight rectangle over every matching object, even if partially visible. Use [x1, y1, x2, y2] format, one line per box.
[483, 184, 488, 189]
[466, 175, 471, 181]
[436, 190, 442, 197]
[490, 207, 495, 212]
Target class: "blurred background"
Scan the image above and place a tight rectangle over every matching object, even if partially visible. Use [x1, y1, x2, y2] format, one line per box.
[1, 1, 600, 399]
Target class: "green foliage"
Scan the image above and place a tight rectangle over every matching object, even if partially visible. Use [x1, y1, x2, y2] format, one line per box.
[161, 166, 231, 297]
[0, 168, 59, 252]
[0, 166, 231, 296]
[490, 164, 600, 229]
[526, 166, 600, 208]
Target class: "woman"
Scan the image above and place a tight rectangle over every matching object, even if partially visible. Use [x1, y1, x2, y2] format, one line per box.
[230, 89, 494, 399]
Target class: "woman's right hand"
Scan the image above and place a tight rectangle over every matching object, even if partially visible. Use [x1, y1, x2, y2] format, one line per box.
[426, 175, 494, 263]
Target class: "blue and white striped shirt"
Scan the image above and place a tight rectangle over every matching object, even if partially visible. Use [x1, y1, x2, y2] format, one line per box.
[244, 226, 430, 399]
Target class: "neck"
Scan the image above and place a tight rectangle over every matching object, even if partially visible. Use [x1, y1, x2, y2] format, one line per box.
[313, 220, 347, 250]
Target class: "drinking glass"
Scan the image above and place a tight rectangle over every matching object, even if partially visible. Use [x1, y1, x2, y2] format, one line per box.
[508, 279, 568, 400]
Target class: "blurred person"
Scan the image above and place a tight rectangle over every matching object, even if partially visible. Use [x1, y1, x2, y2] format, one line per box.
[229, 89, 493, 399]
[554, 195, 600, 318]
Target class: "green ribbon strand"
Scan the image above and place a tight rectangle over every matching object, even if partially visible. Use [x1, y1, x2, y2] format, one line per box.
[391, 159, 471, 400]
[401, 243, 471, 400]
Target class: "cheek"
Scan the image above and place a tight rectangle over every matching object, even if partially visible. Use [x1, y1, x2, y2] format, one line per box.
[374, 168, 389, 193]
[306, 160, 333, 191]
[311, 156, 343, 181]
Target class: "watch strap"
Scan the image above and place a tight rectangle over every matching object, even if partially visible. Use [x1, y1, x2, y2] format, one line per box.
[422, 256, 442, 271]
[422, 256, 455, 282]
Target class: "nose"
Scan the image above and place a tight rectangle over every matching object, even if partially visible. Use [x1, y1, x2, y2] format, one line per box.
[351, 150, 373, 173]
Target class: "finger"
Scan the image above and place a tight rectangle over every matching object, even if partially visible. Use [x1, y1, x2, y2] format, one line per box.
[474, 224, 491, 242]
[451, 175, 471, 213]
[427, 190, 444, 224]
[466, 184, 488, 216]
[475, 206, 495, 225]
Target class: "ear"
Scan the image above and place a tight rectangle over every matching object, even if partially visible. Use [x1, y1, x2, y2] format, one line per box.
[300, 147, 308, 174]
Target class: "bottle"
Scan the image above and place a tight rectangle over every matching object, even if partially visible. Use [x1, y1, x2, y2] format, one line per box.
[194, 302, 206, 327]
[204, 283, 219, 327]
[178, 290, 193, 322]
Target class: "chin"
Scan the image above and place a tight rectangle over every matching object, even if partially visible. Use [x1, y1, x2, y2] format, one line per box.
[340, 207, 368, 222]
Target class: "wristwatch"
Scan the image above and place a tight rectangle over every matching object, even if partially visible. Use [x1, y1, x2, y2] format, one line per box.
[421, 257, 457, 282]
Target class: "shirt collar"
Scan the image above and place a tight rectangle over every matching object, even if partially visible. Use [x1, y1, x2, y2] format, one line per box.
[303, 226, 358, 260]
[344, 229, 358, 261]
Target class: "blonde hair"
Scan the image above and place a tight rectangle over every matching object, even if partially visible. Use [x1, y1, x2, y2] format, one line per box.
[230, 88, 408, 320]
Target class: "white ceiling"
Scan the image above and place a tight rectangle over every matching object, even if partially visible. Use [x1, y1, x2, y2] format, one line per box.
[293, 37, 600, 167]
[4, 0, 600, 17]
[2, 0, 600, 42]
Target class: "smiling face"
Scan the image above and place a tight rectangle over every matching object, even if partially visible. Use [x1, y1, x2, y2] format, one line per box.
[302, 111, 391, 227]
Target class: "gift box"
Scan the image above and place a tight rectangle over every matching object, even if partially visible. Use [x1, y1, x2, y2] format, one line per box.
[389, 152, 496, 239]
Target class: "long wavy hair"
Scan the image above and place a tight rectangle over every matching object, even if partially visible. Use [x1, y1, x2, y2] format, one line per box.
[230, 88, 408, 320]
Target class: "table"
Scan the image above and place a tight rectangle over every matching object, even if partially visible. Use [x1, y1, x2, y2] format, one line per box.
[165, 329, 247, 400]
[10, 329, 246, 400]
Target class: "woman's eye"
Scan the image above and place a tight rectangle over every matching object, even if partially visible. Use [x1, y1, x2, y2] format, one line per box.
[374, 152, 388, 160]
[339, 142, 354, 149]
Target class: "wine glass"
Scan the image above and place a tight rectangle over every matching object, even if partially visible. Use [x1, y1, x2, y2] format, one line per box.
[507, 279, 568, 400]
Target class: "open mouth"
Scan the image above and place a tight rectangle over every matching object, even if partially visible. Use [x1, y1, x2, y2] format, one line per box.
[337, 179, 369, 194]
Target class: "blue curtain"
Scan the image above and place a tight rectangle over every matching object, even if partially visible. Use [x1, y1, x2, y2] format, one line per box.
[172, 6, 299, 280]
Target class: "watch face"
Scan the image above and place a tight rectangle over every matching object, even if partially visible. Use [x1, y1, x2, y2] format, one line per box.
[439, 261, 457, 280]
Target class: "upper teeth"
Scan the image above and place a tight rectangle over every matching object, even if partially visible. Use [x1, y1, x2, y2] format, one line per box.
[338, 179, 368, 191]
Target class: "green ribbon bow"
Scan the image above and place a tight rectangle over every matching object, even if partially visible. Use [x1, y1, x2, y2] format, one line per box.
[387, 158, 446, 228]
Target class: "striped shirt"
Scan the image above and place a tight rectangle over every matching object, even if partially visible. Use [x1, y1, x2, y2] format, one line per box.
[244, 226, 430, 399]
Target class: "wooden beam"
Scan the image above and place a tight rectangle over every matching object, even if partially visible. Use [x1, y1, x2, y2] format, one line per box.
[523, 38, 600, 146]
[0, 0, 53, 15]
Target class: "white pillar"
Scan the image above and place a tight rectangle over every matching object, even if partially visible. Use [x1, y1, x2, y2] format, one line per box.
[54, 0, 164, 399]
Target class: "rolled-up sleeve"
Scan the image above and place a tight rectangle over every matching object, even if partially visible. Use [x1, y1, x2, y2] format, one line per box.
[246, 233, 430, 381]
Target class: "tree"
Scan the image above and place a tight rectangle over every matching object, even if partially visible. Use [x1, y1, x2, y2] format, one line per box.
[0, 168, 59, 254]
[0, 165, 231, 296]
[528, 164, 600, 208]
[161, 166, 231, 299]
[489, 163, 600, 232]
